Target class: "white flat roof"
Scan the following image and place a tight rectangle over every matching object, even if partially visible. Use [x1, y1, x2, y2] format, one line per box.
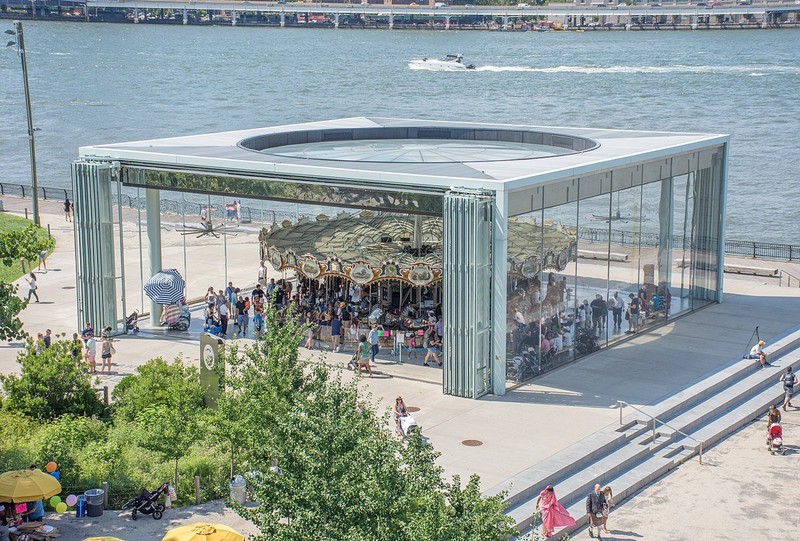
[79, 117, 728, 192]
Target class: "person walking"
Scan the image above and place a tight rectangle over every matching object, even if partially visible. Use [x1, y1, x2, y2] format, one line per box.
[368, 324, 380, 365]
[85, 333, 97, 373]
[626, 293, 640, 334]
[330, 314, 342, 352]
[780, 366, 798, 411]
[393, 396, 408, 437]
[64, 196, 72, 222]
[100, 334, 115, 374]
[24, 272, 39, 302]
[608, 292, 624, 330]
[767, 404, 781, 426]
[601, 486, 614, 534]
[586, 483, 607, 539]
[355, 334, 373, 378]
[423, 332, 442, 367]
[535, 485, 575, 538]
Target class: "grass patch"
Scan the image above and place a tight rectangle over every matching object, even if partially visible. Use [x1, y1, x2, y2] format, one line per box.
[0, 212, 55, 284]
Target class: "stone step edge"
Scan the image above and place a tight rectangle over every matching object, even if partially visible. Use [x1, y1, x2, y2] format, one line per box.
[487, 331, 800, 507]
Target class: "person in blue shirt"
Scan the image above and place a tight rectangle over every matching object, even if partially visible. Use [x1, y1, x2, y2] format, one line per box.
[23, 500, 44, 522]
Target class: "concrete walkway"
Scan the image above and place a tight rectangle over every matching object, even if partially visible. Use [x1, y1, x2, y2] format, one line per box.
[568, 412, 800, 541]
[1, 196, 799, 492]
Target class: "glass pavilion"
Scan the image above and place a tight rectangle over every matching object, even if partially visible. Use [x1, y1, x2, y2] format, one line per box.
[72, 117, 728, 398]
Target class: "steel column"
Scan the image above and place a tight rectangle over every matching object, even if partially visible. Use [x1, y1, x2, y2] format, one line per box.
[146, 188, 163, 325]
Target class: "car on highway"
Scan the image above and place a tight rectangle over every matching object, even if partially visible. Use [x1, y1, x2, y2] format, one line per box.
[709, 1, 723, 6]
[517, 3, 530, 8]
[695, 1, 708, 5]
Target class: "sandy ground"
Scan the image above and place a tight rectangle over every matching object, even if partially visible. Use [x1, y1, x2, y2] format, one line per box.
[39, 500, 259, 541]
[568, 411, 800, 541]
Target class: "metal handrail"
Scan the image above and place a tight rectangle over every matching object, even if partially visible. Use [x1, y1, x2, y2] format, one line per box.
[617, 400, 705, 464]
[780, 269, 800, 288]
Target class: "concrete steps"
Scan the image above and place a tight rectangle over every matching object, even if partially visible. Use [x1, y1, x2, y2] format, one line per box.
[490, 326, 800, 537]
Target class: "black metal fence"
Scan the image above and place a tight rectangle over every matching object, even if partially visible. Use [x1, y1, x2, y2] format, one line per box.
[2, 181, 799, 261]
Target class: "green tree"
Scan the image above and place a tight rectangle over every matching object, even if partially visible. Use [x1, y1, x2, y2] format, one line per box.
[219, 304, 515, 541]
[0, 339, 104, 420]
[134, 404, 203, 489]
[112, 357, 204, 422]
[0, 282, 28, 341]
[0, 223, 55, 268]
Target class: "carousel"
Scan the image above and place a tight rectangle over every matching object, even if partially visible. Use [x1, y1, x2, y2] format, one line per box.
[259, 210, 577, 330]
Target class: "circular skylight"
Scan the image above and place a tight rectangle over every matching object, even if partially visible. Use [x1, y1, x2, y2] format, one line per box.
[263, 138, 575, 164]
[239, 126, 598, 164]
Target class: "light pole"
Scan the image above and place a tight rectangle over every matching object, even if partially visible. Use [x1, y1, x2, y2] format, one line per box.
[6, 21, 41, 225]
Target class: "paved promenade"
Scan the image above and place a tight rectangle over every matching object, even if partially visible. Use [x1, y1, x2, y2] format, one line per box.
[1, 195, 799, 506]
[569, 412, 800, 540]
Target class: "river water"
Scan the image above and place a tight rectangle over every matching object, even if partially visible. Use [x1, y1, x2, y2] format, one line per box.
[1, 22, 798, 242]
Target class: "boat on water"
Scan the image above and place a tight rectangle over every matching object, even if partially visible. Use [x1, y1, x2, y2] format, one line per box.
[409, 54, 476, 71]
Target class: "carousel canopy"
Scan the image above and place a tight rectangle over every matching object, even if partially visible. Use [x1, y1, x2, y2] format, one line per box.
[260, 212, 576, 286]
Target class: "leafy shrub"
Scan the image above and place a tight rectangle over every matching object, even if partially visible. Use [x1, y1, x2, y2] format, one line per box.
[0, 339, 105, 420]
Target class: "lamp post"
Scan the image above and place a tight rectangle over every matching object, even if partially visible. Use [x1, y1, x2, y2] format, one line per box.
[6, 21, 41, 225]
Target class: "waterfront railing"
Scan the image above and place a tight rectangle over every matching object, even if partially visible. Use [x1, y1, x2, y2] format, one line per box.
[2, 180, 798, 262]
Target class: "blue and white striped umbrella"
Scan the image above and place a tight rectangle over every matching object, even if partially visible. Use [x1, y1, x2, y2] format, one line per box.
[144, 269, 186, 305]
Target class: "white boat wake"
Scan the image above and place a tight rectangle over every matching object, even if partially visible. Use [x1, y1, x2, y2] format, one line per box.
[410, 64, 800, 75]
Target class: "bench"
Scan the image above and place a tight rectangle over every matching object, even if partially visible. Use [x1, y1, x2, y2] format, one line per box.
[724, 264, 779, 277]
[578, 249, 629, 262]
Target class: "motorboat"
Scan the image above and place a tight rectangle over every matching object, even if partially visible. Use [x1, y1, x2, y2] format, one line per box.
[409, 54, 476, 71]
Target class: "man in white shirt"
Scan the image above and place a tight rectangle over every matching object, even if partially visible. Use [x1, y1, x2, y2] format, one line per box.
[218, 302, 230, 337]
[748, 340, 767, 368]
[608, 292, 624, 330]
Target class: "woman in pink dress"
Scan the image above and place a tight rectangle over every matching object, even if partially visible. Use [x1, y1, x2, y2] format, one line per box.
[535, 485, 576, 538]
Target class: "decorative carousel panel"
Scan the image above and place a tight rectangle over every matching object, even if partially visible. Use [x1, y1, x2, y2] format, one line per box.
[300, 256, 322, 279]
[348, 262, 377, 285]
[407, 264, 436, 287]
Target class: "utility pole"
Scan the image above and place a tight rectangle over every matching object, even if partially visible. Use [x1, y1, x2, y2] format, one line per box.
[6, 21, 40, 225]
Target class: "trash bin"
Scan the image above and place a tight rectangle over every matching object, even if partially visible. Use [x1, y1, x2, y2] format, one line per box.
[84, 489, 104, 517]
[229, 475, 246, 505]
[75, 495, 86, 518]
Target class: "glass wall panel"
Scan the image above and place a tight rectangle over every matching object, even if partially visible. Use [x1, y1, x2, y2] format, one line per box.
[638, 179, 670, 330]
[575, 178, 611, 359]
[671, 172, 695, 315]
[692, 164, 722, 303]
[541, 184, 578, 371]
[506, 202, 543, 386]
[607, 179, 643, 342]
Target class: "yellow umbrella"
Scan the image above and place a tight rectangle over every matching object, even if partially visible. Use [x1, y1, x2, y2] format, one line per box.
[162, 523, 244, 541]
[0, 470, 61, 503]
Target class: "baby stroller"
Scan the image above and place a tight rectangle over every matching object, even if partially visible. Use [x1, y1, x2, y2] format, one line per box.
[163, 303, 191, 331]
[126, 310, 140, 334]
[767, 423, 784, 455]
[121, 482, 169, 520]
[399, 414, 420, 438]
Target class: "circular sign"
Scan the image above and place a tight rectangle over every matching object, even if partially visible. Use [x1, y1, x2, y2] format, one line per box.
[202, 344, 216, 371]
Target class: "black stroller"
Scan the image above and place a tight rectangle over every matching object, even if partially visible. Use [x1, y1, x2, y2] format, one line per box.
[121, 482, 169, 520]
[126, 310, 140, 334]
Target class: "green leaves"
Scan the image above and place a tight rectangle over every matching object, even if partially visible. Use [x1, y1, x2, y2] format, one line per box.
[218, 303, 515, 541]
[0, 338, 105, 420]
[112, 356, 204, 423]
[0, 281, 28, 341]
[0, 223, 54, 267]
